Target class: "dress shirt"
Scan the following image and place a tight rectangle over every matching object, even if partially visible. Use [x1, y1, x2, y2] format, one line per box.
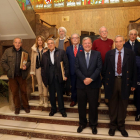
[84, 50, 91, 61]
[50, 49, 55, 64]
[129, 40, 135, 46]
[115, 47, 124, 76]
[73, 44, 79, 51]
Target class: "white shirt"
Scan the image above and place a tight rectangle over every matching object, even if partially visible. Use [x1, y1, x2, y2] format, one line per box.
[50, 49, 55, 64]
[101, 37, 107, 41]
[129, 40, 135, 46]
[73, 44, 79, 51]
[60, 37, 65, 40]
[84, 50, 91, 60]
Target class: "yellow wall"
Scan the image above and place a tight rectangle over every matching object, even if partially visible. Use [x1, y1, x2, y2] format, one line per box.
[39, 6, 140, 40]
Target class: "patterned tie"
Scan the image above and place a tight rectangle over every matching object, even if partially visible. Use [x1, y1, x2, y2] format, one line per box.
[132, 42, 134, 51]
[86, 52, 89, 68]
[74, 46, 77, 57]
[117, 52, 121, 75]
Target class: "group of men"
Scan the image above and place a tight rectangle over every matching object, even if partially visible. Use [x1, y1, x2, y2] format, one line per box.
[1, 26, 140, 137]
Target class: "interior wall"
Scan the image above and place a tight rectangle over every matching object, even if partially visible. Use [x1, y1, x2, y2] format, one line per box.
[39, 6, 140, 40]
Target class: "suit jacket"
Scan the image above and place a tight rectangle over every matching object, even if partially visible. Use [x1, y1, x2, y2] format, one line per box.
[124, 40, 140, 56]
[102, 47, 137, 100]
[41, 48, 69, 87]
[75, 50, 102, 89]
[66, 44, 84, 75]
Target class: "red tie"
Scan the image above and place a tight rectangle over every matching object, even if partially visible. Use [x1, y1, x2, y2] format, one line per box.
[74, 46, 77, 57]
[117, 52, 122, 74]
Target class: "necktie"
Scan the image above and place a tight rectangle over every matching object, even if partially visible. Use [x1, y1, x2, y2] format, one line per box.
[117, 52, 121, 75]
[86, 53, 89, 68]
[132, 42, 134, 51]
[74, 46, 77, 57]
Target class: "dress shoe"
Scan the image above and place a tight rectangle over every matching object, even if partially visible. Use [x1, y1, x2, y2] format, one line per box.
[135, 115, 140, 121]
[77, 125, 86, 133]
[70, 101, 76, 107]
[24, 108, 30, 113]
[91, 127, 97, 134]
[108, 128, 115, 136]
[49, 111, 57, 116]
[118, 129, 128, 137]
[15, 108, 20, 115]
[61, 112, 67, 117]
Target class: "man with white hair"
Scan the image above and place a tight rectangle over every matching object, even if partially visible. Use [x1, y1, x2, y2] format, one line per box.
[102, 35, 137, 137]
[92, 26, 113, 106]
[41, 38, 69, 117]
[124, 29, 140, 122]
[124, 29, 140, 55]
[66, 33, 84, 107]
[55, 27, 71, 51]
[56, 27, 71, 96]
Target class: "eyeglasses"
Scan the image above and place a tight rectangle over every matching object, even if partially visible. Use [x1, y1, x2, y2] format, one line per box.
[72, 37, 79, 39]
[83, 43, 92, 45]
[130, 34, 137, 36]
[47, 42, 54, 45]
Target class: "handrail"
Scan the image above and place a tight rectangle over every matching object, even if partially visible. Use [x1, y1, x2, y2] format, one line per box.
[40, 19, 56, 27]
[129, 18, 140, 23]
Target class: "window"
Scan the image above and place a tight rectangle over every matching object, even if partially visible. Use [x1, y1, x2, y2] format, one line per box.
[17, 0, 140, 11]
[54, 0, 64, 7]
[44, 0, 52, 8]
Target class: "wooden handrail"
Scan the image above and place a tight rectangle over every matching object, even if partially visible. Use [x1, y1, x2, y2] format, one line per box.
[129, 18, 140, 23]
[40, 19, 56, 27]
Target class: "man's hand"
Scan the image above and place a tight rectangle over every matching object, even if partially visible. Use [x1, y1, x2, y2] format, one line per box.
[131, 87, 135, 91]
[65, 77, 67, 81]
[22, 65, 27, 70]
[83, 78, 93, 85]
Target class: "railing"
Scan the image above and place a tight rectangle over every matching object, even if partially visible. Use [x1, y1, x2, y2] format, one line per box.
[129, 18, 140, 23]
[40, 19, 56, 28]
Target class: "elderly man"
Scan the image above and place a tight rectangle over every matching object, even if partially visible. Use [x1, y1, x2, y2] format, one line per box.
[1, 38, 30, 115]
[75, 37, 102, 134]
[41, 38, 69, 117]
[102, 35, 137, 137]
[124, 29, 140, 121]
[92, 26, 113, 105]
[124, 29, 140, 55]
[55, 26, 71, 96]
[66, 33, 84, 107]
[55, 27, 71, 51]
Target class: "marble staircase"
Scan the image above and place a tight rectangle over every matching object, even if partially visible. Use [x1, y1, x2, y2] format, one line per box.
[0, 83, 139, 139]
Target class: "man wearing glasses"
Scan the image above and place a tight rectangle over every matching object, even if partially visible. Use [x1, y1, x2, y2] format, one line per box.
[92, 26, 113, 106]
[124, 29, 140, 122]
[41, 38, 69, 117]
[66, 33, 84, 107]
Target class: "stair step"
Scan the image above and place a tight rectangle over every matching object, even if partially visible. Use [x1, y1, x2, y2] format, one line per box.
[0, 106, 139, 130]
[0, 134, 51, 140]
[29, 100, 136, 111]
[31, 91, 134, 100]
[0, 119, 139, 140]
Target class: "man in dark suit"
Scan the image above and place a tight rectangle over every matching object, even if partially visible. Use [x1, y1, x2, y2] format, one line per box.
[66, 33, 84, 107]
[41, 38, 69, 117]
[124, 29, 140, 56]
[124, 29, 140, 121]
[75, 37, 102, 134]
[102, 35, 137, 137]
